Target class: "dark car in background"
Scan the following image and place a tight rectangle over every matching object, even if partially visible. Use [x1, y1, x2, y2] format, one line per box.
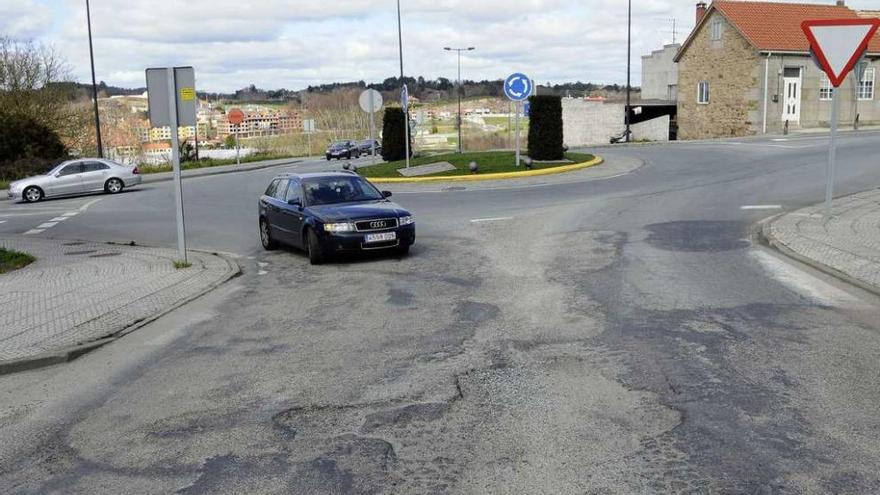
[325, 140, 361, 160]
[258, 172, 415, 264]
[358, 139, 382, 156]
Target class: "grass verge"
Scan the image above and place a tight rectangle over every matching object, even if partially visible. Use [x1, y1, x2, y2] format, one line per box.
[0, 248, 35, 274]
[173, 260, 193, 269]
[357, 151, 595, 178]
[140, 153, 297, 175]
[0, 180, 8, 191]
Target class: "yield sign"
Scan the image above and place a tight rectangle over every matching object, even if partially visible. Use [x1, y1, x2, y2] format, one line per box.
[802, 18, 880, 87]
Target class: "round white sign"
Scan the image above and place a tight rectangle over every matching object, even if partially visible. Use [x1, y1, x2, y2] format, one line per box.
[359, 89, 384, 113]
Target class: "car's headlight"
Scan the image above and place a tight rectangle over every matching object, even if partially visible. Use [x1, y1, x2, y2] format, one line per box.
[399, 215, 415, 226]
[324, 222, 356, 233]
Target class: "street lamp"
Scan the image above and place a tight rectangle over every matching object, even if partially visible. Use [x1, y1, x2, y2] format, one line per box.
[86, 0, 104, 157]
[397, 0, 410, 168]
[625, 0, 632, 143]
[444, 47, 475, 154]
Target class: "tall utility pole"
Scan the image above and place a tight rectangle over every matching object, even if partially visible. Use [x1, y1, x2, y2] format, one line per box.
[625, 0, 632, 143]
[86, 0, 104, 157]
[444, 47, 475, 154]
[397, 0, 410, 168]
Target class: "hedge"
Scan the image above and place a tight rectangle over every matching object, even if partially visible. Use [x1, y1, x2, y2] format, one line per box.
[527, 95, 564, 160]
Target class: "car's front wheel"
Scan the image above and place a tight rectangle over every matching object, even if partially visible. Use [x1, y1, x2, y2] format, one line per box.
[23, 186, 43, 203]
[306, 229, 325, 265]
[105, 178, 124, 194]
[260, 218, 278, 250]
[397, 244, 411, 257]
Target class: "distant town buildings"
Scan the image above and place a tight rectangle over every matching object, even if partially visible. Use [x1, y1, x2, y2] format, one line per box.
[218, 108, 303, 139]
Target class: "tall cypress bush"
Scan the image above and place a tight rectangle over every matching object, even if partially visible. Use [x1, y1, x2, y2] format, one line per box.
[381, 107, 411, 162]
[527, 95, 564, 160]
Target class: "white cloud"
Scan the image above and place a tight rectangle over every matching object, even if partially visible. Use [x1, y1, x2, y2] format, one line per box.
[8, 0, 880, 92]
[0, 0, 53, 39]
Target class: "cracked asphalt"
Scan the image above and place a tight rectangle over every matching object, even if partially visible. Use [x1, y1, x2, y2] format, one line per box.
[2, 133, 880, 493]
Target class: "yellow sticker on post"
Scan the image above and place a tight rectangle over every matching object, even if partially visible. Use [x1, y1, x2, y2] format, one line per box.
[179, 87, 196, 101]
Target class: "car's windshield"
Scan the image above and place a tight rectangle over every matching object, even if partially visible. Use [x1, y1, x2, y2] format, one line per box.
[47, 160, 73, 175]
[330, 141, 348, 149]
[302, 176, 384, 205]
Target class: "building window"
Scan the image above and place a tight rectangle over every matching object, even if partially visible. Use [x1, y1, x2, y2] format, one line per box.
[858, 66, 875, 100]
[698, 81, 710, 104]
[710, 19, 723, 41]
[819, 74, 833, 101]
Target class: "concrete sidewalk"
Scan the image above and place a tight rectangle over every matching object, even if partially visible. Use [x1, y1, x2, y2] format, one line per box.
[140, 156, 305, 183]
[764, 189, 880, 294]
[0, 236, 238, 373]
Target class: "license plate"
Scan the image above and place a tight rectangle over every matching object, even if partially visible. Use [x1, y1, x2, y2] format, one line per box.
[365, 232, 396, 243]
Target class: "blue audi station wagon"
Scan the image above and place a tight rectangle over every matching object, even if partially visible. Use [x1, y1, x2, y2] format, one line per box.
[258, 172, 415, 264]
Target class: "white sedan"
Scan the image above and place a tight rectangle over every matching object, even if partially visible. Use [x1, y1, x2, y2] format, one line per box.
[7, 159, 143, 203]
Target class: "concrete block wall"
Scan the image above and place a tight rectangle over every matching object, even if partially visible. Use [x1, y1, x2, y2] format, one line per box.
[562, 99, 669, 146]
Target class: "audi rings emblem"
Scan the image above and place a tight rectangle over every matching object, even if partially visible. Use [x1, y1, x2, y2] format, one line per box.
[370, 221, 387, 229]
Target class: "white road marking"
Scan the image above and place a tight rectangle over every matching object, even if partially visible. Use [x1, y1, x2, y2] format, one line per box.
[771, 138, 789, 142]
[0, 220, 6, 224]
[49, 217, 70, 222]
[78, 198, 103, 212]
[741, 205, 783, 211]
[62, 212, 79, 217]
[258, 270, 268, 276]
[36, 222, 58, 229]
[750, 250, 863, 307]
[470, 217, 514, 224]
[23, 229, 44, 235]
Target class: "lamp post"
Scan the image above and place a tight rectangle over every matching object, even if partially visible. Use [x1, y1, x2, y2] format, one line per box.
[397, 0, 410, 168]
[625, 0, 632, 142]
[86, 0, 104, 157]
[444, 46, 475, 154]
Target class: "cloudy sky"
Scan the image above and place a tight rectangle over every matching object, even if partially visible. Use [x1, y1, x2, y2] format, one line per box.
[3, 0, 880, 92]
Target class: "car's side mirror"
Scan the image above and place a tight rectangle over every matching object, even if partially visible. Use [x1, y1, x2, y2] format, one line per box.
[383, 191, 393, 198]
[288, 199, 302, 208]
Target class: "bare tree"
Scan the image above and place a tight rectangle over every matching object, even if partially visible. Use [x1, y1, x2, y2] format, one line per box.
[0, 37, 77, 138]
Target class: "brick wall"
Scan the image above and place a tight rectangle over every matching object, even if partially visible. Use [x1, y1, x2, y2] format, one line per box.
[677, 11, 760, 139]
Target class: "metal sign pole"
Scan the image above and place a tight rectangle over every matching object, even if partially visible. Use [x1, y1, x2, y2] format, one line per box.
[404, 112, 411, 168]
[235, 130, 240, 165]
[166, 68, 187, 263]
[825, 87, 841, 221]
[515, 101, 521, 167]
[307, 125, 312, 158]
[369, 94, 377, 162]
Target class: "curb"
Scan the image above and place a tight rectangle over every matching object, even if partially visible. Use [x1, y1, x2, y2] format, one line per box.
[0, 252, 241, 376]
[758, 218, 880, 299]
[140, 159, 302, 184]
[365, 156, 604, 184]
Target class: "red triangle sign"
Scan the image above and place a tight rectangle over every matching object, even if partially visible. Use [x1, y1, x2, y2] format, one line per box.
[802, 19, 880, 87]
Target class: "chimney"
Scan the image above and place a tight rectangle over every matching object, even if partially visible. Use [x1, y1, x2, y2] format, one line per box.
[836, 1, 846, 6]
[696, 2, 708, 24]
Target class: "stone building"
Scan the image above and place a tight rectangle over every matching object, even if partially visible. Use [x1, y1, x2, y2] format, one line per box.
[675, 1, 880, 139]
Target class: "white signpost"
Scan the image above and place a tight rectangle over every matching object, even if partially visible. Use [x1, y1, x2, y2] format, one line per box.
[146, 66, 196, 263]
[303, 118, 316, 157]
[802, 18, 880, 220]
[359, 89, 384, 162]
[401, 85, 411, 168]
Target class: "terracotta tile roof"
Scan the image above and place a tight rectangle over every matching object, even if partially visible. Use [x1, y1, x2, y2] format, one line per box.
[678, 1, 880, 57]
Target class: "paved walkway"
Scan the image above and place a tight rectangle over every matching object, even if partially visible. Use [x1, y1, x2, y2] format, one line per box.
[140, 156, 304, 183]
[765, 188, 880, 293]
[0, 236, 237, 366]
